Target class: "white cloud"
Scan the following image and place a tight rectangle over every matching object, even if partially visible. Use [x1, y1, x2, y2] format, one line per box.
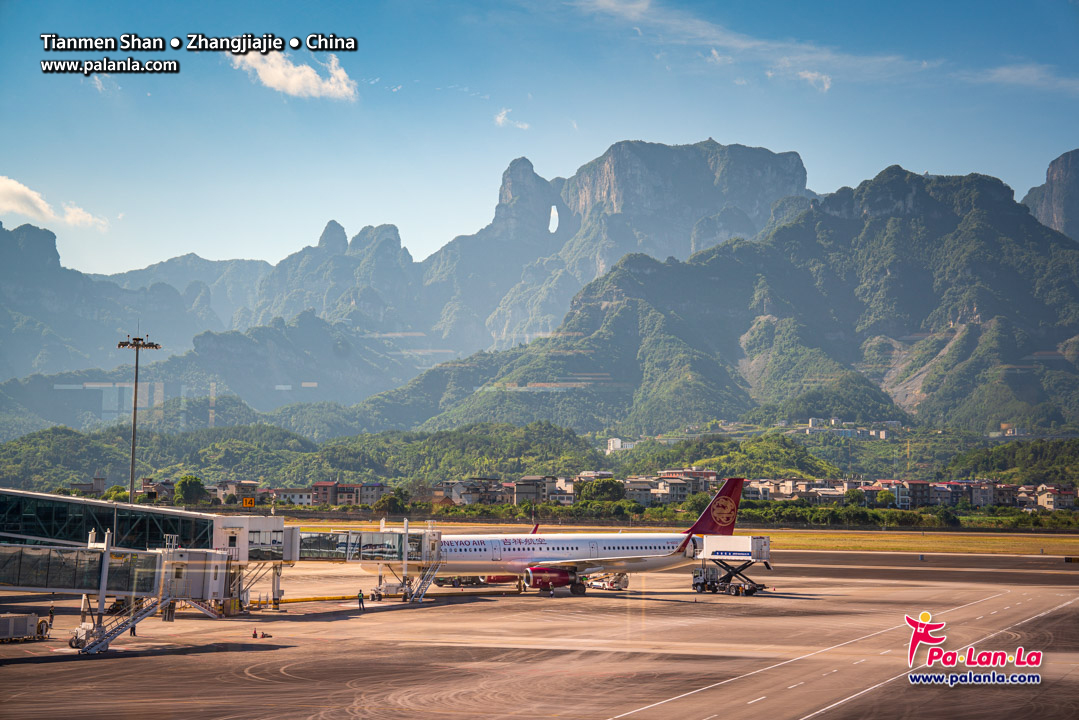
[89, 74, 120, 94]
[734, 77, 747, 86]
[959, 63, 1079, 96]
[706, 48, 731, 65]
[232, 52, 357, 101]
[798, 70, 832, 92]
[575, 0, 935, 87]
[578, 0, 1078, 97]
[0, 176, 108, 231]
[390, 85, 402, 92]
[494, 108, 530, 130]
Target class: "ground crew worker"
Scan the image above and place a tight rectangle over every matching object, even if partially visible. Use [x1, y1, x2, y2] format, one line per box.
[357, 590, 365, 612]
[48, 603, 55, 628]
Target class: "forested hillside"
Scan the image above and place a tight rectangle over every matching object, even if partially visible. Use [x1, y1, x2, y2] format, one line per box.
[0, 424, 836, 494]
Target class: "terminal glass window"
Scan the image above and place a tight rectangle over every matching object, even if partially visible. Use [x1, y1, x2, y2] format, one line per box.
[360, 532, 403, 561]
[0, 492, 214, 550]
[299, 532, 347, 560]
[248, 529, 283, 561]
[105, 552, 158, 594]
[0, 546, 104, 592]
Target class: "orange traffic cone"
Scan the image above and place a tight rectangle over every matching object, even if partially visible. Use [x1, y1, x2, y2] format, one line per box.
[252, 628, 257, 638]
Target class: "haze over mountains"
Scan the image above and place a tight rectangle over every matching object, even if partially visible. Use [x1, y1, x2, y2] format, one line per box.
[1, 142, 1078, 443]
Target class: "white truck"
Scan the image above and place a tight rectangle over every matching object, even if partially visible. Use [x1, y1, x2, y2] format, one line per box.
[586, 573, 629, 591]
[691, 535, 771, 596]
[0, 613, 50, 642]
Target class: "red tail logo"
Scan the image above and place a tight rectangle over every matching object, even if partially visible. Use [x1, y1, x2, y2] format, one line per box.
[684, 478, 744, 536]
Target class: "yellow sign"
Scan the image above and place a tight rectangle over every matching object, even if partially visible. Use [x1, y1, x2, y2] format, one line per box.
[242, 497, 255, 508]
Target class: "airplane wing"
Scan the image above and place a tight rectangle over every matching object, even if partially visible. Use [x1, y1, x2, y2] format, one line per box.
[526, 552, 681, 575]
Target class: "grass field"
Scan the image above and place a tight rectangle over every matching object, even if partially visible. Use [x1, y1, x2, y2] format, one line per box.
[289, 519, 1079, 556]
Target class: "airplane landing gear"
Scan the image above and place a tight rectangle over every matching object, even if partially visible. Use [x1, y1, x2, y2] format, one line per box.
[569, 582, 587, 596]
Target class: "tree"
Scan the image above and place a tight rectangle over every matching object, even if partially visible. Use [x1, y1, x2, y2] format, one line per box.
[844, 488, 866, 506]
[101, 485, 128, 502]
[877, 490, 896, 508]
[373, 494, 407, 515]
[682, 492, 712, 515]
[175, 475, 206, 505]
[578, 478, 625, 502]
[224, 493, 238, 505]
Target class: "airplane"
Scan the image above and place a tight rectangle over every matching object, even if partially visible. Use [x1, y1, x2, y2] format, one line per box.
[433, 477, 745, 595]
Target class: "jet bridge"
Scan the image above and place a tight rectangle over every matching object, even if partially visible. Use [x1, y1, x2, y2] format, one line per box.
[0, 530, 233, 653]
[0, 488, 300, 612]
[298, 520, 442, 603]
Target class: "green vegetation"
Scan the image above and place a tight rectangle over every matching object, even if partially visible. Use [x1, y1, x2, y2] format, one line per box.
[744, 372, 909, 425]
[577, 478, 626, 502]
[174, 475, 206, 504]
[792, 429, 988, 481]
[618, 434, 841, 479]
[947, 438, 1079, 488]
[0, 424, 837, 495]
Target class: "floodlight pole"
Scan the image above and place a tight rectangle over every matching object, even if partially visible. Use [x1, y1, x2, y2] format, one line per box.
[118, 335, 161, 505]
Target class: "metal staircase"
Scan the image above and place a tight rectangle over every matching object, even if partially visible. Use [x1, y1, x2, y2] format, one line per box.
[409, 562, 443, 603]
[182, 598, 223, 619]
[78, 596, 169, 654]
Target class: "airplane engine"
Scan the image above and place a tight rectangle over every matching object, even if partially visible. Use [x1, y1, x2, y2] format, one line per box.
[484, 575, 519, 584]
[524, 567, 576, 589]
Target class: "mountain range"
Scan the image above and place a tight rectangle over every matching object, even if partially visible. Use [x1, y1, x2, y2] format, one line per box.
[1, 143, 1077, 443]
[334, 164, 1079, 437]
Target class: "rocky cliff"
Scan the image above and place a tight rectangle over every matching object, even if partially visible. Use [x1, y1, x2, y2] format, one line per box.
[488, 139, 811, 347]
[0, 222, 218, 382]
[1023, 149, 1079, 241]
[349, 165, 1079, 436]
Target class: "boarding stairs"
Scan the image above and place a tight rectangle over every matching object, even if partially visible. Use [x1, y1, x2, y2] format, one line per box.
[409, 562, 443, 603]
[78, 595, 170, 654]
[181, 598, 223, 619]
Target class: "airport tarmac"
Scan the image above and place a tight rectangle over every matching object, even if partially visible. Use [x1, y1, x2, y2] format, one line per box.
[1, 551, 1076, 719]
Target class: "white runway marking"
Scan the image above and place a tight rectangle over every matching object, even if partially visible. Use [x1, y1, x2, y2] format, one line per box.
[747, 697, 766, 705]
[788, 682, 805, 689]
[605, 592, 1005, 719]
[853, 659, 865, 664]
[797, 595, 1078, 720]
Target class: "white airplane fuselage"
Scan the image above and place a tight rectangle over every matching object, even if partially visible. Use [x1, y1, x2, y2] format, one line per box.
[435, 532, 698, 575]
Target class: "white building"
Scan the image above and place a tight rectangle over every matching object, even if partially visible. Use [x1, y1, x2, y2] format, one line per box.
[273, 488, 312, 505]
[606, 438, 638, 454]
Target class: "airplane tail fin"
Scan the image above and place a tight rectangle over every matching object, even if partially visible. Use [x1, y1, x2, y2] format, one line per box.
[529, 523, 539, 535]
[683, 478, 744, 536]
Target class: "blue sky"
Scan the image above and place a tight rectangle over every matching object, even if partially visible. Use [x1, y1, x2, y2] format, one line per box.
[1, 0, 1077, 273]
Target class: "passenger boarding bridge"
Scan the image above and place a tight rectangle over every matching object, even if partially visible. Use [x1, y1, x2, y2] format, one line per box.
[0, 489, 447, 652]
